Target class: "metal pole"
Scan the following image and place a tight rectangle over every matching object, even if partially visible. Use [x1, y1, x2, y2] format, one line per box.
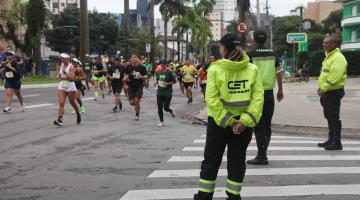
[124, 0, 130, 59]
[150, 0, 155, 64]
[238, 0, 246, 48]
[256, 0, 260, 27]
[292, 43, 296, 74]
[80, 0, 89, 60]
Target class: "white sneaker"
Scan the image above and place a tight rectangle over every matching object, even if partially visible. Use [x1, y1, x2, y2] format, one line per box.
[19, 106, 24, 112]
[3, 107, 11, 113]
[157, 122, 164, 127]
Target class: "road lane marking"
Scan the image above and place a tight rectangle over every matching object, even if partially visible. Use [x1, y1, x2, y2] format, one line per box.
[148, 167, 360, 178]
[200, 135, 318, 139]
[183, 146, 360, 151]
[119, 184, 360, 200]
[168, 155, 360, 162]
[13, 94, 40, 98]
[194, 139, 360, 144]
[24, 103, 54, 109]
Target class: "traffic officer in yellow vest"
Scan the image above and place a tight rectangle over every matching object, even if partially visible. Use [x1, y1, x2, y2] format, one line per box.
[194, 34, 264, 200]
[247, 30, 284, 165]
[317, 34, 347, 150]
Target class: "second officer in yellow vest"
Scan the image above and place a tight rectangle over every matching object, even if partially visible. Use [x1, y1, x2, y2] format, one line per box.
[194, 34, 264, 200]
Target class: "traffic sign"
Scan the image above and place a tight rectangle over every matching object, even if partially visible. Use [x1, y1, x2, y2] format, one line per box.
[298, 42, 309, 52]
[237, 22, 248, 35]
[146, 44, 151, 53]
[287, 33, 307, 43]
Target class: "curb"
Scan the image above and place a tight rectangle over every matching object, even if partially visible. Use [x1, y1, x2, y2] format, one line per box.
[0, 83, 58, 91]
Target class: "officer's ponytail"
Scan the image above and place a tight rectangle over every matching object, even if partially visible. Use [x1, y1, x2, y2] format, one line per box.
[220, 34, 244, 61]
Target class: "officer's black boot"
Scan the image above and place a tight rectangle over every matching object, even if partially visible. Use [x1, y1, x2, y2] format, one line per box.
[247, 147, 268, 165]
[318, 119, 334, 147]
[194, 193, 213, 200]
[325, 120, 343, 150]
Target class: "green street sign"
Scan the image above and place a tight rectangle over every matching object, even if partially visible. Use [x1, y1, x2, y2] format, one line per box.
[287, 33, 308, 43]
[298, 42, 308, 52]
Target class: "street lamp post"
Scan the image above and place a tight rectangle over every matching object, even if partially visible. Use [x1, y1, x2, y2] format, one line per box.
[80, 0, 89, 60]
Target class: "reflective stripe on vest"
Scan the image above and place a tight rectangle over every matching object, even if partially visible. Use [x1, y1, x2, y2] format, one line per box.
[221, 99, 250, 108]
[252, 56, 276, 61]
[220, 112, 233, 128]
[198, 179, 216, 193]
[225, 179, 242, 195]
[245, 111, 257, 125]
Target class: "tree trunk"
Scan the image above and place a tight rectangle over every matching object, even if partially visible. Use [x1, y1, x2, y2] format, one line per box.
[124, 0, 130, 59]
[164, 17, 168, 60]
[33, 33, 41, 76]
[177, 31, 181, 61]
[80, 0, 89, 60]
[186, 31, 189, 59]
[150, 0, 155, 65]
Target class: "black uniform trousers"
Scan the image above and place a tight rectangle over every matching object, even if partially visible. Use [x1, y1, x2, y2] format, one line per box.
[253, 90, 275, 158]
[320, 88, 345, 142]
[198, 117, 253, 199]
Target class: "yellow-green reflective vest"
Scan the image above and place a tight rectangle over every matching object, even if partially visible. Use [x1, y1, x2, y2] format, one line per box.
[319, 48, 347, 92]
[205, 56, 264, 128]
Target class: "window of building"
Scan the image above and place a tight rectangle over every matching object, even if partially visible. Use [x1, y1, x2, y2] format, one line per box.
[61, 3, 65, 7]
[52, 3, 58, 8]
[352, 5, 357, 16]
[351, 31, 356, 42]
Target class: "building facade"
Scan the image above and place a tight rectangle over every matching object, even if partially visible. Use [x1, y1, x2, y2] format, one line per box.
[341, 0, 360, 51]
[213, 0, 237, 33]
[303, 0, 343, 24]
[137, 0, 149, 27]
[45, 0, 80, 15]
[208, 12, 223, 41]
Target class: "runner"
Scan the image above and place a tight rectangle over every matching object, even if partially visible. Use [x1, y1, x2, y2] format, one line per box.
[123, 54, 148, 120]
[106, 55, 114, 94]
[144, 60, 153, 90]
[154, 59, 176, 127]
[71, 58, 86, 114]
[121, 59, 129, 99]
[82, 54, 92, 90]
[2, 51, 24, 113]
[91, 56, 107, 101]
[107, 57, 126, 112]
[175, 62, 185, 96]
[54, 53, 81, 126]
[181, 59, 197, 103]
[199, 56, 216, 100]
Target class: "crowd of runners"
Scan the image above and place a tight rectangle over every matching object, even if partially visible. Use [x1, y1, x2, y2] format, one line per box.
[1, 50, 215, 128]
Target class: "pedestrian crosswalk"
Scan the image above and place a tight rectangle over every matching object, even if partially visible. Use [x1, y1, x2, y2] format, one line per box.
[119, 134, 360, 200]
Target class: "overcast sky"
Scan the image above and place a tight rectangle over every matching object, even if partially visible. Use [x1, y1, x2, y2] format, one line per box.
[87, 0, 317, 17]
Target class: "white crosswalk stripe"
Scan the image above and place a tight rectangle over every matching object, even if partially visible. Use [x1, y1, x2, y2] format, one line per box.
[119, 134, 360, 200]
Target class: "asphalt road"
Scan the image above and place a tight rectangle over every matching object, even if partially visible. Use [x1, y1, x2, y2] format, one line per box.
[1, 81, 360, 200]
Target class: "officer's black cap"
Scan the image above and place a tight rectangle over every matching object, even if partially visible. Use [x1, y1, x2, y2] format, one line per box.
[254, 29, 267, 44]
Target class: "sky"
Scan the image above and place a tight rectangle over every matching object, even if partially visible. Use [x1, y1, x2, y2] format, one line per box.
[87, 0, 317, 17]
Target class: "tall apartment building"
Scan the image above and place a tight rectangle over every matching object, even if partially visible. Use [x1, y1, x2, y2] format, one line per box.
[213, 0, 237, 32]
[303, 0, 343, 23]
[45, 0, 80, 15]
[208, 12, 223, 41]
[341, 0, 360, 51]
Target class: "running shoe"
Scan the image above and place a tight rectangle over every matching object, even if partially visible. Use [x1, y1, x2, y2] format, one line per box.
[94, 98, 99, 101]
[70, 110, 76, 115]
[157, 122, 164, 127]
[76, 113, 81, 124]
[3, 107, 11, 113]
[80, 106, 86, 113]
[113, 106, 118, 113]
[135, 116, 139, 121]
[54, 119, 63, 126]
[170, 110, 176, 118]
[19, 106, 24, 112]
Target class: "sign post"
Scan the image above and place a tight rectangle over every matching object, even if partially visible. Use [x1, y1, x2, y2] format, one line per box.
[146, 44, 151, 62]
[287, 33, 308, 75]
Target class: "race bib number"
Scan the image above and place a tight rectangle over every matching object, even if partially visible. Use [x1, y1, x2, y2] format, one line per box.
[158, 81, 165, 87]
[113, 72, 121, 79]
[5, 71, 14, 78]
[202, 80, 207, 84]
[93, 70, 99, 75]
[61, 80, 69, 89]
[85, 66, 90, 70]
[135, 72, 141, 79]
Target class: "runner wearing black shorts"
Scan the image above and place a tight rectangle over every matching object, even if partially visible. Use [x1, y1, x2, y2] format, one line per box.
[123, 54, 147, 120]
[107, 57, 126, 112]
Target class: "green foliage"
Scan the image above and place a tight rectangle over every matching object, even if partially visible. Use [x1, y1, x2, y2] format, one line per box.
[272, 16, 300, 55]
[322, 9, 343, 34]
[88, 11, 119, 54]
[45, 4, 80, 54]
[46, 5, 119, 55]
[10, 0, 28, 25]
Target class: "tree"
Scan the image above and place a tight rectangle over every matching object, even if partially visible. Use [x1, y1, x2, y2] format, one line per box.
[157, 0, 186, 59]
[272, 16, 300, 55]
[45, 4, 80, 54]
[25, 0, 47, 74]
[322, 9, 343, 34]
[124, 0, 130, 59]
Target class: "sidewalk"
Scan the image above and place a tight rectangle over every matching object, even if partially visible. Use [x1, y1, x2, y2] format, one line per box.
[194, 78, 360, 138]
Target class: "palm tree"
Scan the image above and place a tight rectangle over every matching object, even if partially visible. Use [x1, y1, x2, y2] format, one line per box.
[157, 0, 186, 59]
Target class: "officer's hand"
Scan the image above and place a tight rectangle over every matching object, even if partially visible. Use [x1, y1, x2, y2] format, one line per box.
[232, 121, 246, 135]
[277, 90, 284, 102]
[317, 88, 325, 97]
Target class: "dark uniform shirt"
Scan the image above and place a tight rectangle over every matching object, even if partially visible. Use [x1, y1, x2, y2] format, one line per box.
[126, 64, 147, 88]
